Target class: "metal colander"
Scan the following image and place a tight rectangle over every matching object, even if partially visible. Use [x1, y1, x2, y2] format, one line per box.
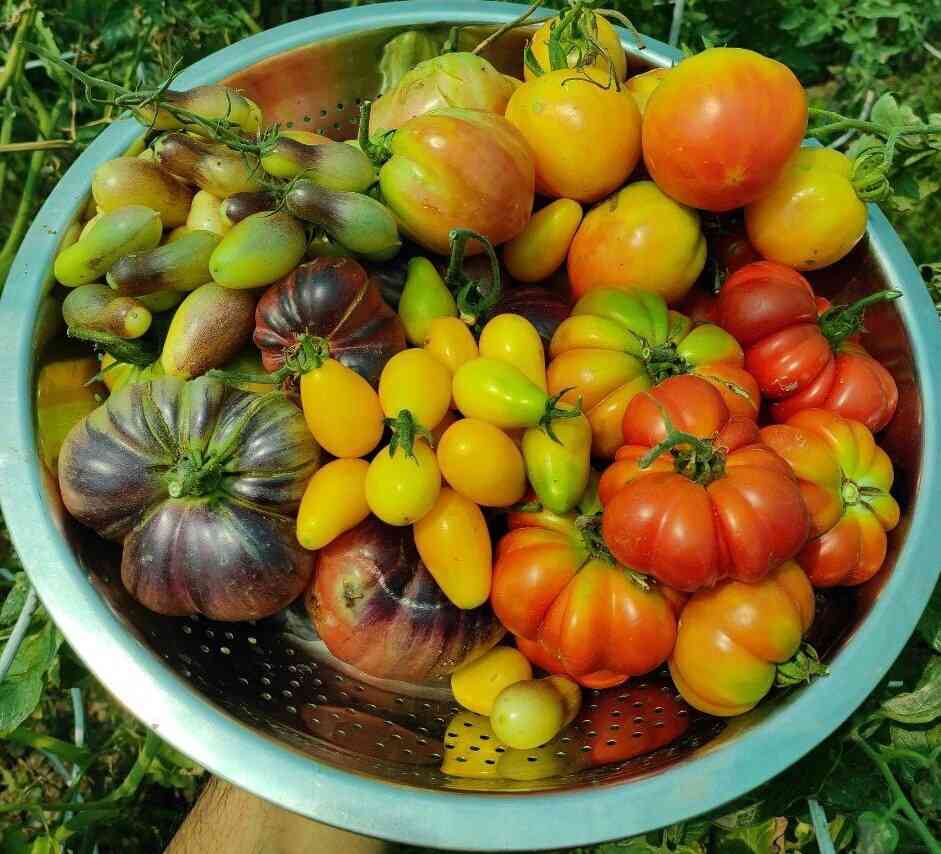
[2, 2, 940, 850]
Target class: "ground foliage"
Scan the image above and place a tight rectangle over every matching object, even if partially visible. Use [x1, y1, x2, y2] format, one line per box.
[0, 1, 939, 851]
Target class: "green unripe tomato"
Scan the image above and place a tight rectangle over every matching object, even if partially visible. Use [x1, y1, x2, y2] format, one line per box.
[490, 675, 582, 750]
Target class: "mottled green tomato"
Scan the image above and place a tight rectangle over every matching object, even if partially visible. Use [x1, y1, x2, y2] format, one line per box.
[209, 211, 306, 289]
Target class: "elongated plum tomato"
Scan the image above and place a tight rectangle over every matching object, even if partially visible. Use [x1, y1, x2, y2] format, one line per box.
[760, 409, 900, 587]
[717, 261, 899, 432]
[414, 487, 492, 609]
[600, 374, 810, 591]
[502, 199, 583, 284]
[423, 316, 479, 376]
[522, 410, 592, 514]
[370, 53, 517, 133]
[379, 108, 535, 255]
[547, 287, 759, 458]
[506, 68, 641, 204]
[492, 505, 677, 688]
[366, 431, 441, 527]
[436, 418, 527, 508]
[307, 516, 504, 682]
[745, 148, 868, 271]
[567, 181, 706, 304]
[378, 348, 451, 431]
[451, 646, 533, 716]
[525, 10, 627, 82]
[478, 313, 546, 391]
[296, 458, 370, 551]
[669, 561, 816, 716]
[642, 48, 807, 212]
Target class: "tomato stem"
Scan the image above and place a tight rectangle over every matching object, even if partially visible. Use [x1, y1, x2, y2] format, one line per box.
[66, 325, 159, 367]
[472, 0, 545, 57]
[385, 409, 433, 461]
[574, 512, 616, 564]
[818, 289, 901, 351]
[539, 388, 583, 444]
[642, 341, 690, 385]
[445, 228, 503, 331]
[776, 643, 829, 687]
[356, 100, 394, 165]
[208, 333, 330, 388]
[638, 427, 726, 486]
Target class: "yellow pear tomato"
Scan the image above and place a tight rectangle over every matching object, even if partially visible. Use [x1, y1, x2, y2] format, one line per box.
[296, 459, 370, 551]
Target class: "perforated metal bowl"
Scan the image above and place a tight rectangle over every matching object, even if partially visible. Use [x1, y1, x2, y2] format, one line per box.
[1, 2, 940, 850]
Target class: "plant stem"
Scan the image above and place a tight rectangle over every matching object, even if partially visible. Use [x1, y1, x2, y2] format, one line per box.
[0, 8, 36, 99]
[5, 728, 93, 767]
[0, 139, 73, 153]
[852, 731, 941, 854]
[668, 0, 686, 47]
[472, 0, 544, 56]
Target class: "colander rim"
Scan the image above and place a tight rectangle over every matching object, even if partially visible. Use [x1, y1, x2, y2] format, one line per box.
[1, 2, 940, 850]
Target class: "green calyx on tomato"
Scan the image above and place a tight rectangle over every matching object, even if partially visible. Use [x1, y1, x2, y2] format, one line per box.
[210, 333, 330, 387]
[817, 289, 902, 352]
[524, 1, 640, 81]
[775, 642, 829, 687]
[445, 228, 503, 329]
[384, 408, 434, 462]
[540, 387, 584, 444]
[573, 513, 649, 590]
[638, 425, 727, 487]
[357, 101, 396, 165]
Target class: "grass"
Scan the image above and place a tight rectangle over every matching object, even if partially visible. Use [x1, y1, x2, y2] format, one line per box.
[0, 1, 940, 852]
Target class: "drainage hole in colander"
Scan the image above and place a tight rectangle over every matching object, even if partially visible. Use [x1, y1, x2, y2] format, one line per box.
[375, 741, 384, 749]
[182, 625, 192, 635]
[609, 724, 621, 731]
[586, 730, 597, 737]
[456, 757, 467, 763]
[555, 751, 567, 758]
[606, 739, 617, 747]
[261, 692, 272, 701]
[247, 636, 257, 645]
[484, 759, 496, 766]
[390, 732, 402, 740]
[261, 662, 272, 671]
[462, 721, 472, 728]
[394, 697, 405, 705]
[182, 668, 192, 677]
[495, 747, 506, 753]
[260, 677, 271, 686]
[633, 715, 644, 724]
[527, 756, 538, 762]
[470, 745, 480, 752]
[430, 753, 440, 761]
[632, 700, 643, 708]
[319, 109, 327, 117]
[289, 680, 300, 689]
[224, 631, 234, 641]
[334, 673, 344, 682]
[316, 694, 327, 704]
[479, 734, 490, 741]
[580, 745, 591, 752]
[205, 629, 215, 639]
[444, 744, 454, 750]
[560, 736, 571, 743]
[654, 706, 665, 714]
[282, 690, 293, 699]
[654, 721, 664, 728]
[610, 709, 622, 717]
[286, 706, 297, 714]
[338, 691, 350, 701]
[311, 678, 323, 688]
[220, 646, 231, 655]
[352, 722, 363, 731]
[336, 102, 344, 111]
[330, 711, 341, 720]
[632, 731, 642, 738]
[238, 677, 248, 686]
[588, 703, 598, 711]
[200, 644, 210, 653]
[417, 738, 428, 745]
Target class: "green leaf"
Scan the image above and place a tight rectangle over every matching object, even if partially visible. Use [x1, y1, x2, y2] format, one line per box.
[880, 657, 941, 724]
[917, 582, 941, 652]
[0, 573, 29, 626]
[888, 720, 941, 750]
[869, 93, 921, 130]
[714, 818, 787, 854]
[854, 812, 899, 854]
[0, 672, 43, 736]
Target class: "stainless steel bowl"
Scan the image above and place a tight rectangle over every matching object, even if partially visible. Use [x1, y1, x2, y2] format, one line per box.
[1, 3, 940, 850]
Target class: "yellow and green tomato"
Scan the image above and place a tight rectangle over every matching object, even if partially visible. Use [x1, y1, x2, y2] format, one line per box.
[478, 313, 546, 391]
[522, 409, 592, 514]
[490, 675, 582, 750]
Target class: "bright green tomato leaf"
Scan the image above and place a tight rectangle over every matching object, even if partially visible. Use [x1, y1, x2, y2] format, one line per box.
[0, 573, 29, 626]
[0, 673, 43, 736]
[881, 657, 941, 724]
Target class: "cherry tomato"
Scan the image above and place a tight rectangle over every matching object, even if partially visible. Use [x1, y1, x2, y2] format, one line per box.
[452, 357, 573, 432]
[548, 288, 759, 458]
[296, 459, 370, 551]
[717, 261, 899, 432]
[625, 67, 669, 115]
[746, 148, 867, 271]
[490, 675, 581, 750]
[643, 48, 807, 211]
[761, 410, 900, 587]
[451, 646, 533, 716]
[423, 316, 479, 375]
[379, 108, 535, 255]
[436, 418, 527, 508]
[600, 375, 810, 591]
[478, 313, 546, 391]
[506, 68, 641, 203]
[365, 433, 441, 526]
[567, 181, 706, 304]
[522, 410, 592, 514]
[414, 487, 492, 609]
[525, 9, 627, 82]
[379, 347, 451, 431]
[502, 199, 583, 284]
[669, 561, 815, 716]
[493, 507, 677, 687]
[300, 357, 384, 458]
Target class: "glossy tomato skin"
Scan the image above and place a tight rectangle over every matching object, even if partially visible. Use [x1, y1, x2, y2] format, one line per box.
[717, 261, 899, 432]
[600, 375, 810, 592]
[547, 288, 759, 458]
[436, 418, 527, 507]
[492, 507, 677, 688]
[380, 108, 534, 255]
[625, 68, 670, 115]
[669, 561, 815, 716]
[643, 48, 807, 212]
[502, 199, 583, 284]
[254, 257, 405, 386]
[506, 68, 641, 203]
[567, 181, 706, 304]
[746, 149, 868, 271]
[761, 410, 900, 587]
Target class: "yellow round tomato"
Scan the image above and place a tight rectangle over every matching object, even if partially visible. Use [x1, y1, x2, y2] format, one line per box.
[490, 676, 581, 750]
[451, 646, 533, 715]
[525, 11, 627, 82]
[478, 313, 546, 391]
[366, 438, 441, 526]
[414, 487, 492, 609]
[745, 148, 868, 271]
[502, 199, 583, 283]
[300, 358, 384, 458]
[436, 418, 527, 507]
[296, 459, 370, 551]
[567, 180, 706, 304]
[423, 316, 479, 375]
[505, 68, 642, 203]
[379, 347, 452, 430]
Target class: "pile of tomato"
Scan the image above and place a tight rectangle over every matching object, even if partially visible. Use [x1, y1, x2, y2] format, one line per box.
[40, 2, 906, 780]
